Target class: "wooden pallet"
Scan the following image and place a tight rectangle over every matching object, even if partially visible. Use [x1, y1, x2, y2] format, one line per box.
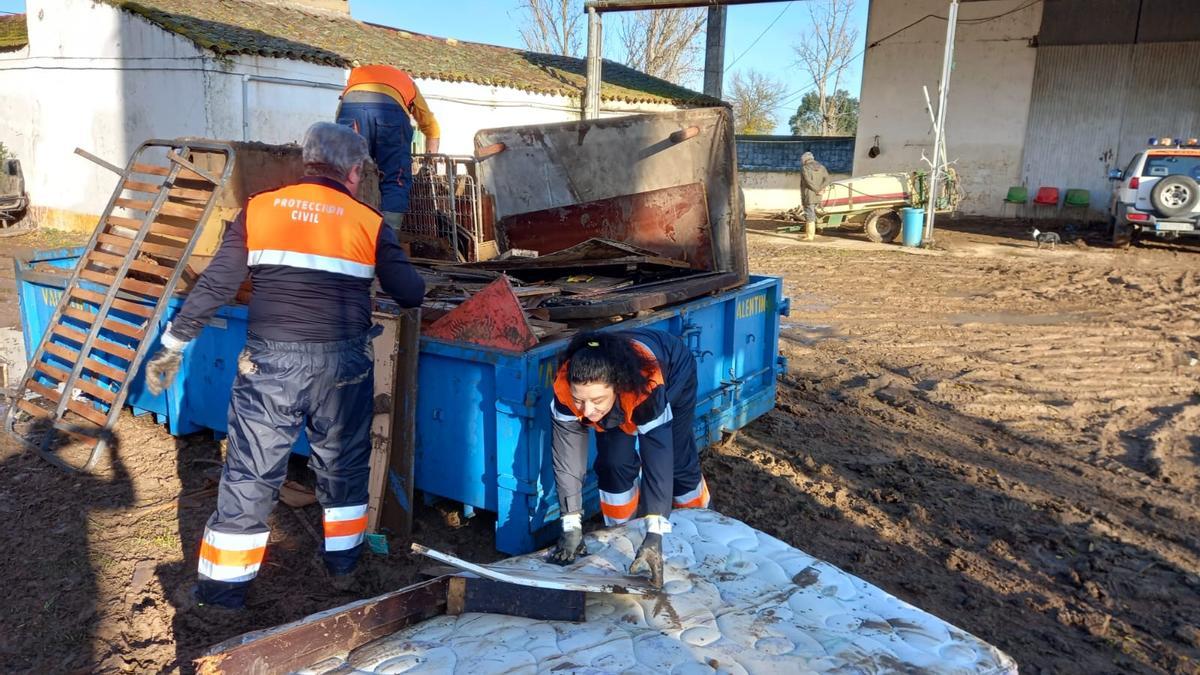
[4, 140, 235, 471]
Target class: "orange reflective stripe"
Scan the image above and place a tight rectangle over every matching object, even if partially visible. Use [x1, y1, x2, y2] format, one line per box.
[674, 479, 710, 509]
[345, 65, 416, 107]
[323, 515, 368, 538]
[246, 183, 382, 269]
[600, 490, 640, 521]
[199, 541, 266, 568]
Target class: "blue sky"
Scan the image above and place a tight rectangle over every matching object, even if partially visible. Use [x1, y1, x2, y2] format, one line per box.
[0, 0, 868, 133]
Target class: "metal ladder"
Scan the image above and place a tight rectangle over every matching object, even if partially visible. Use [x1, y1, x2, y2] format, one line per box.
[4, 139, 236, 471]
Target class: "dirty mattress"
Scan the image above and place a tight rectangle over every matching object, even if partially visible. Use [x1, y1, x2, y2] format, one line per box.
[303, 510, 1018, 674]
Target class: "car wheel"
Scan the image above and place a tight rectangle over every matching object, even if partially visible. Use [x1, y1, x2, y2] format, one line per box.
[1110, 216, 1132, 249]
[1150, 175, 1200, 218]
[864, 209, 901, 243]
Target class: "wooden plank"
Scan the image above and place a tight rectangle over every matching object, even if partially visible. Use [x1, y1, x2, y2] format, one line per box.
[72, 287, 155, 319]
[65, 398, 109, 427]
[195, 576, 449, 675]
[129, 161, 207, 182]
[87, 249, 174, 280]
[411, 543, 656, 595]
[52, 323, 91, 346]
[99, 231, 185, 259]
[25, 379, 62, 403]
[366, 309, 421, 537]
[62, 305, 144, 340]
[80, 267, 166, 300]
[89, 336, 137, 363]
[114, 197, 205, 221]
[34, 361, 72, 384]
[45, 342, 126, 383]
[446, 576, 586, 622]
[35, 361, 117, 404]
[123, 178, 213, 201]
[106, 215, 196, 241]
[17, 398, 53, 418]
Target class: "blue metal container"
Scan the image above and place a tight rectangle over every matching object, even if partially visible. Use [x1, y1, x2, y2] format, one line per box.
[15, 248, 788, 554]
[901, 207, 925, 247]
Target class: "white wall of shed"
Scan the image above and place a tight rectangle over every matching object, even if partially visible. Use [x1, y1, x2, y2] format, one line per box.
[854, 0, 1042, 216]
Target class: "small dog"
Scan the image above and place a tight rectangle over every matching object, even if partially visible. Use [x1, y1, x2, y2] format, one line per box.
[1032, 228, 1061, 249]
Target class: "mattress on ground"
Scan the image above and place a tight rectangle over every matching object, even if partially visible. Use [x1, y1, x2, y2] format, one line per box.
[303, 510, 1018, 674]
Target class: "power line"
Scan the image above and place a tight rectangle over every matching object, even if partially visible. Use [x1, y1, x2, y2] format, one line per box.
[723, 0, 795, 74]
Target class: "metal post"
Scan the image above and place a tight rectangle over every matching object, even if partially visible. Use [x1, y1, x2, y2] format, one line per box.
[703, 6, 727, 99]
[584, 7, 604, 119]
[924, 0, 958, 244]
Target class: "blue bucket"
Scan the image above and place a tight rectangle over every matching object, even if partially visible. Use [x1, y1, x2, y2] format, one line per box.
[901, 207, 925, 247]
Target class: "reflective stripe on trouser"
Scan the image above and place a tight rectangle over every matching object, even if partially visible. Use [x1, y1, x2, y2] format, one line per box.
[197, 528, 269, 583]
[196, 333, 376, 607]
[599, 480, 640, 526]
[673, 476, 710, 509]
[324, 504, 368, 552]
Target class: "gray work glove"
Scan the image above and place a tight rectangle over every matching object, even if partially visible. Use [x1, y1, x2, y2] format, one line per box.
[145, 326, 187, 396]
[548, 512, 587, 566]
[630, 532, 664, 588]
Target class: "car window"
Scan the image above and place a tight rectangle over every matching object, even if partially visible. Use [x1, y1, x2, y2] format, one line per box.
[1141, 154, 1200, 180]
[1124, 154, 1141, 179]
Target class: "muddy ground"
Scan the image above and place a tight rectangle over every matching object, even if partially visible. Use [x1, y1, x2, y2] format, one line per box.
[1, 217, 1198, 674]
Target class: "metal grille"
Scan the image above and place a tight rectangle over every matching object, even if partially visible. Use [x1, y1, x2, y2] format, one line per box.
[404, 154, 486, 262]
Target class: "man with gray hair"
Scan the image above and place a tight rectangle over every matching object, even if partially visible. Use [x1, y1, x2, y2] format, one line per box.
[144, 121, 425, 610]
[800, 151, 830, 241]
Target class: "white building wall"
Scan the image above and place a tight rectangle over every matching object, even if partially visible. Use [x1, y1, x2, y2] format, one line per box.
[0, 0, 685, 233]
[854, 0, 1042, 216]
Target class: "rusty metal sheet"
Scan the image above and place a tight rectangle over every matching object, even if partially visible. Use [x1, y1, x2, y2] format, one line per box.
[424, 276, 538, 352]
[412, 544, 656, 595]
[473, 107, 746, 283]
[470, 238, 691, 273]
[499, 183, 714, 270]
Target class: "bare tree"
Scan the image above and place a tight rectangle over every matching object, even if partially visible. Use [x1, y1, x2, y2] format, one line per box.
[729, 70, 784, 135]
[793, 0, 859, 136]
[617, 8, 707, 84]
[515, 0, 584, 57]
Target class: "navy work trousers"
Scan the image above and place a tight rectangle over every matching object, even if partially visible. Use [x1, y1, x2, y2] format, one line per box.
[196, 333, 375, 608]
[336, 98, 415, 215]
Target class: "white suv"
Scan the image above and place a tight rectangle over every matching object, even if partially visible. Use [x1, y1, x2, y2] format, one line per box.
[1108, 138, 1200, 247]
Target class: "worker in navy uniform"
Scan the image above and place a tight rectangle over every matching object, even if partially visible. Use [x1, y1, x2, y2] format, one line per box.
[547, 329, 711, 587]
[143, 122, 425, 609]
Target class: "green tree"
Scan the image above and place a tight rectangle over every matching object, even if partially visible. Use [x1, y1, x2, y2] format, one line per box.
[788, 90, 858, 136]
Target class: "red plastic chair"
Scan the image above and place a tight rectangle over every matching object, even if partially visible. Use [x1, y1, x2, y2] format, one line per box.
[1033, 187, 1060, 218]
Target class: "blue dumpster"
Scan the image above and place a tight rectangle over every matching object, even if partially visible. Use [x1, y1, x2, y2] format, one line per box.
[16, 247, 788, 554]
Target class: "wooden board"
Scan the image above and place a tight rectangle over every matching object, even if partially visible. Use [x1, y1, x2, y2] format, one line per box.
[411, 543, 656, 595]
[195, 576, 448, 675]
[365, 308, 420, 538]
[446, 576, 586, 623]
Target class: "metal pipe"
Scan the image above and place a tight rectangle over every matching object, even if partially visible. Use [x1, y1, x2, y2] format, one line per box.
[923, 0, 958, 244]
[584, 7, 603, 119]
[586, 0, 790, 11]
[241, 74, 344, 141]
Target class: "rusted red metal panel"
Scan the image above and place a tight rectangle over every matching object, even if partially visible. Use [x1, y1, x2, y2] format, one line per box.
[424, 276, 539, 352]
[498, 183, 714, 270]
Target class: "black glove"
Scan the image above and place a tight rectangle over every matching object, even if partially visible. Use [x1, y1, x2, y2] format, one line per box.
[630, 532, 664, 588]
[144, 346, 183, 396]
[549, 527, 587, 566]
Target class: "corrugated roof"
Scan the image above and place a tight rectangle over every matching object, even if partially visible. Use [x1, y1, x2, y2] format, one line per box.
[103, 0, 715, 106]
[0, 14, 27, 51]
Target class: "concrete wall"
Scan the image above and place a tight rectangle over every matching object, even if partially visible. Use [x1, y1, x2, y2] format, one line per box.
[854, 0, 1042, 215]
[740, 170, 851, 214]
[0, 0, 683, 236]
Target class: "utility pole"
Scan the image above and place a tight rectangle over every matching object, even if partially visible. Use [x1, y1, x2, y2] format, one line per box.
[582, 0, 791, 119]
[923, 0, 958, 245]
[703, 6, 727, 99]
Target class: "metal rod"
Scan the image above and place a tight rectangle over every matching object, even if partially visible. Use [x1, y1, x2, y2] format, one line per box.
[584, 7, 603, 119]
[923, 0, 958, 244]
[74, 148, 124, 176]
[167, 150, 220, 185]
